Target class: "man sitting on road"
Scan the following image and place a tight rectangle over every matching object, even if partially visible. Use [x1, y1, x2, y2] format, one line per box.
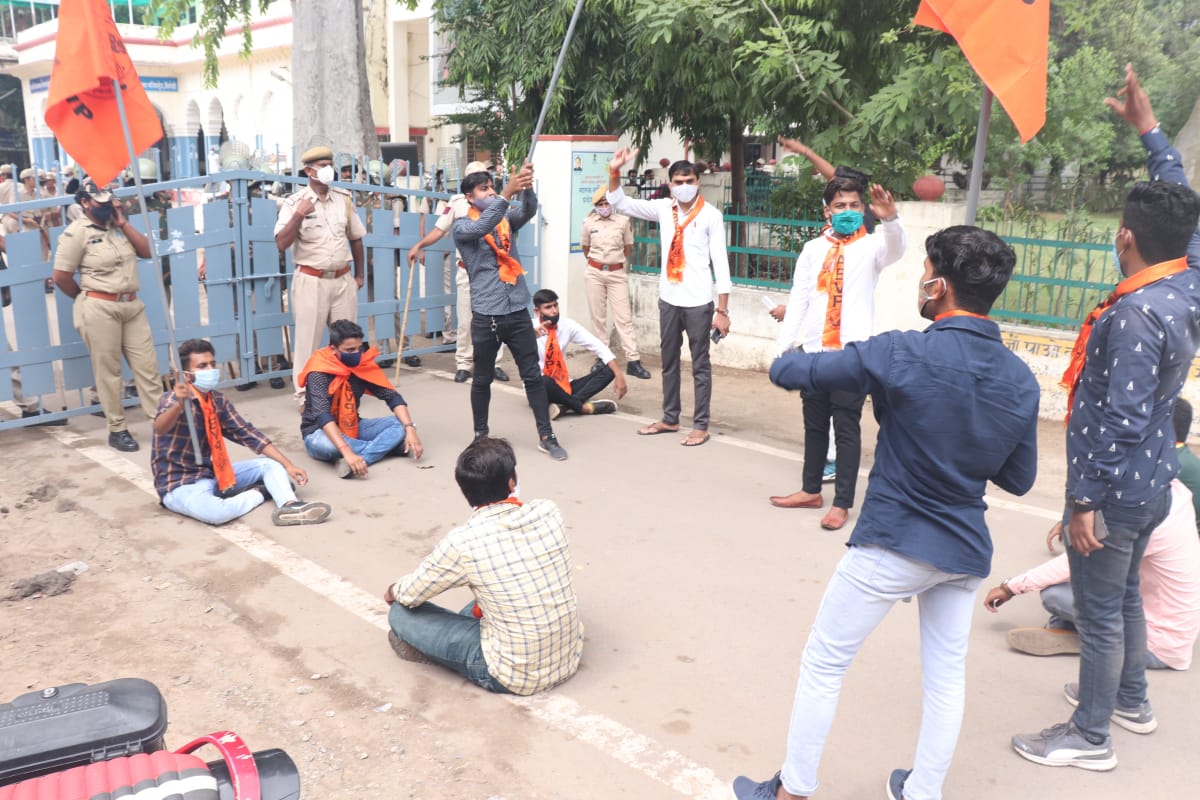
[383, 437, 584, 695]
[298, 319, 424, 479]
[531, 288, 627, 420]
[986, 477, 1200, 671]
[152, 338, 331, 527]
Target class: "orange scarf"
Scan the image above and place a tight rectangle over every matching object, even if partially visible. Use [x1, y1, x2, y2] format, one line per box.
[467, 205, 525, 284]
[542, 322, 571, 395]
[935, 310, 990, 321]
[1060, 257, 1189, 421]
[297, 346, 393, 440]
[815, 226, 868, 349]
[192, 389, 236, 493]
[667, 195, 706, 283]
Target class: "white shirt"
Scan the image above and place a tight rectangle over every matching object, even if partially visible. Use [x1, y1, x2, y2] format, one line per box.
[606, 188, 732, 307]
[533, 315, 615, 372]
[775, 219, 907, 355]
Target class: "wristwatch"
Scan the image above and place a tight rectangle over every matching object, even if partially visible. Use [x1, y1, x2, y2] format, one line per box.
[1071, 499, 1097, 514]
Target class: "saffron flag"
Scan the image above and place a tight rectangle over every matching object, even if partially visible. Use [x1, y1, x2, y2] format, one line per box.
[914, 0, 1048, 143]
[44, 0, 163, 186]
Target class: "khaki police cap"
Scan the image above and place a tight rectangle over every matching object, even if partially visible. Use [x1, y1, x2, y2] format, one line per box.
[19, 168, 36, 181]
[0, 164, 12, 176]
[301, 146, 334, 165]
[464, 161, 489, 176]
[592, 185, 610, 205]
[77, 178, 113, 203]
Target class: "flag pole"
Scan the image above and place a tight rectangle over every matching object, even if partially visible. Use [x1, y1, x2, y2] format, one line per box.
[964, 87, 993, 226]
[527, 0, 585, 162]
[112, 77, 204, 464]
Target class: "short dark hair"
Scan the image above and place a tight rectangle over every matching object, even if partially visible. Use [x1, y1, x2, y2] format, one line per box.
[328, 319, 365, 346]
[532, 288, 558, 307]
[822, 175, 866, 206]
[178, 338, 215, 370]
[924, 226, 1017, 314]
[833, 164, 870, 187]
[1173, 398, 1193, 444]
[667, 161, 698, 180]
[455, 437, 517, 507]
[1122, 181, 1200, 266]
[460, 171, 493, 195]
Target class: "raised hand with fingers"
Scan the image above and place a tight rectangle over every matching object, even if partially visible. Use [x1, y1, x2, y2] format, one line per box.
[1104, 62, 1156, 133]
[868, 183, 897, 221]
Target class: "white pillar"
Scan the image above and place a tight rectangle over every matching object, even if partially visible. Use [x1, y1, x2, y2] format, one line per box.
[530, 135, 619, 321]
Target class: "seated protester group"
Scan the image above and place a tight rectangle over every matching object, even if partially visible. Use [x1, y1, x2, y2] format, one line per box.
[298, 319, 424, 479]
[383, 437, 583, 695]
[152, 338, 331, 527]
[531, 288, 628, 421]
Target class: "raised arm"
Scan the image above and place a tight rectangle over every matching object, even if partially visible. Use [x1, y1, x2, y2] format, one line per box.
[606, 146, 663, 221]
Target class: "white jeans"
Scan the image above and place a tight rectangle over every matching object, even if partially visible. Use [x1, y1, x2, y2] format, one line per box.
[782, 545, 981, 800]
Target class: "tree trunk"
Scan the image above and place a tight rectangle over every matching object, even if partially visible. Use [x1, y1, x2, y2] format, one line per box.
[1176, 93, 1200, 189]
[729, 114, 746, 247]
[291, 0, 380, 162]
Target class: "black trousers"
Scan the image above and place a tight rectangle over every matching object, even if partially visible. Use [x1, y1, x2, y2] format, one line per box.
[799, 388, 866, 509]
[540, 367, 615, 413]
[470, 310, 553, 438]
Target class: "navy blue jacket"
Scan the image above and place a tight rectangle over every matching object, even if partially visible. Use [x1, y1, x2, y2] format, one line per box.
[770, 316, 1040, 577]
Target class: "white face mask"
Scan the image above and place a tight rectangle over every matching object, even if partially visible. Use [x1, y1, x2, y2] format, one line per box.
[314, 165, 335, 185]
[671, 183, 699, 204]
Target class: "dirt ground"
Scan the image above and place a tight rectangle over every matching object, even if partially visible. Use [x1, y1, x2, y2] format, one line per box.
[0, 348, 1187, 800]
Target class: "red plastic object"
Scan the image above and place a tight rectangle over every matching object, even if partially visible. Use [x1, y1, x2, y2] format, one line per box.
[0, 751, 215, 800]
[175, 732, 261, 800]
[913, 174, 946, 201]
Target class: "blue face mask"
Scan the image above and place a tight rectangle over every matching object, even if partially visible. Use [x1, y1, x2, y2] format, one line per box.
[830, 210, 864, 236]
[338, 350, 362, 368]
[471, 197, 493, 212]
[192, 368, 220, 392]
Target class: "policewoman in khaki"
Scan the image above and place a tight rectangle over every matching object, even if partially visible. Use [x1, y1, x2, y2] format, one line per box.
[581, 185, 649, 379]
[52, 180, 164, 452]
[274, 146, 367, 404]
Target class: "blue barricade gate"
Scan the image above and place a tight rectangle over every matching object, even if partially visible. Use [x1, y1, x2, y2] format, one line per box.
[0, 170, 541, 430]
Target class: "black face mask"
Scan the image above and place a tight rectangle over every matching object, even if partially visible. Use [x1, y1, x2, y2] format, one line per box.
[90, 202, 115, 225]
[541, 313, 560, 327]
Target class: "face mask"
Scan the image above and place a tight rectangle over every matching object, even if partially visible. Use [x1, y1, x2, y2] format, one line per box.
[314, 165, 335, 185]
[918, 276, 944, 320]
[540, 313, 560, 327]
[671, 183, 699, 204]
[471, 197, 493, 212]
[830, 210, 864, 236]
[338, 350, 362, 368]
[1112, 232, 1128, 276]
[91, 202, 115, 225]
[192, 368, 221, 392]
[596, 206, 612, 218]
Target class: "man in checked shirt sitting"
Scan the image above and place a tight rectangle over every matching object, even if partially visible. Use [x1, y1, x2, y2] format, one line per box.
[383, 437, 584, 695]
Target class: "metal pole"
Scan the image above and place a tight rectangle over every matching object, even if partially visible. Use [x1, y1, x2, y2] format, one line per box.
[113, 77, 204, 464]
[964, 87, 993, 226]
[527, 0, 585, 162]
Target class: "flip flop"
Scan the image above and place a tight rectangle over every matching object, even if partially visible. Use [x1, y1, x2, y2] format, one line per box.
[681, 430, 710, 447]
[638, 421, 679, 436]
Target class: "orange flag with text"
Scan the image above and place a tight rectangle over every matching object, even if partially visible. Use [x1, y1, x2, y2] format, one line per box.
[44, 0, 163, 186]
[914, 0, 1048, 143]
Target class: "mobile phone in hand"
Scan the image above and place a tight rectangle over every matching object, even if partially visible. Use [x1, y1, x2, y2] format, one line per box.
[711, 328, 723, 344]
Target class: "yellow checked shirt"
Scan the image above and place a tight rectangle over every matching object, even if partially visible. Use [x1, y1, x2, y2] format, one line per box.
[391, 498, 584, 695]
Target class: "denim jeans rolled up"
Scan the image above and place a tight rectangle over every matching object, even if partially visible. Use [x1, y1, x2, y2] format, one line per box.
[1065, 489, 1170, 740]
[162, 457, 297, 525]
[303, 416, 405, 464]
[388, 600, 511, 694]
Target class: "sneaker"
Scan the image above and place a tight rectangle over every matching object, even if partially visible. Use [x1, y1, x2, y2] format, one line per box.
[387, 630, 432, 664]
[731, 772, 781, 800]
[822, 459, 837, 483]
[334, 458, 355, 479]
[271, 500, 332, 526]
[1063, 682, 1157, 734]
[1011, 721, 1117, 770]
[538, 435, 568, 461]
[494, 366, 510, 382]
[626, 360, 652, 380]
[589, 399, 617, 414]
[886, 768, 911, 800]
[1006, 626, 1081, 656]
[549, 404, 563, 421]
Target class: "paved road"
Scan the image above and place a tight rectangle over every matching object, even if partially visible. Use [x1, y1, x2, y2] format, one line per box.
[2, 352, 1194, 799]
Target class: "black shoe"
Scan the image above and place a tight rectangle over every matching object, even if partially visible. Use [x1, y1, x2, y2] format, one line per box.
[21, 410, 67, 427]
[376, 355, 396, 368]
[108, 430, 139, 452]
[626, 360, 652, 380]
[538, 435, 568, 461]
[269, 376, 286, 389]
[235, 381, 258, 392]
[494, 367, 510, 382]
[122, 385, 139, 399]
[454, 369, 471, 383]
[404, 355, 422, 367]
[590, 357, 606, 374]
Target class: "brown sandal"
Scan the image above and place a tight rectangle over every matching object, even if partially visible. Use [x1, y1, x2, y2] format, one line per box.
[681, 429, 711, 447]
[638, 421, 680, 436]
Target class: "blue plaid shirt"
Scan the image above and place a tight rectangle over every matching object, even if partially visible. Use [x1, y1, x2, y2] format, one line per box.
[151, 391, 271, 498]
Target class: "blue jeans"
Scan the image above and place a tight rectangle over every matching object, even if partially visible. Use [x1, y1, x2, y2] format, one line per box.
[1040, 582, 1077, 630]
[162, 458, 297, 525]
[388, 600, 511, 694]
[781, 545, 980, 800]
[1065, 489, 1170, 740]
[303, 416, 405, 464]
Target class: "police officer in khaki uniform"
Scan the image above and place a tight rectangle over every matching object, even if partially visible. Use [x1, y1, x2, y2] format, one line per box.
[274, 146, 366, 404]
[51, 180, 164, 451]
[2, 168, 42, 236]
[581, 186, 650, 379]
